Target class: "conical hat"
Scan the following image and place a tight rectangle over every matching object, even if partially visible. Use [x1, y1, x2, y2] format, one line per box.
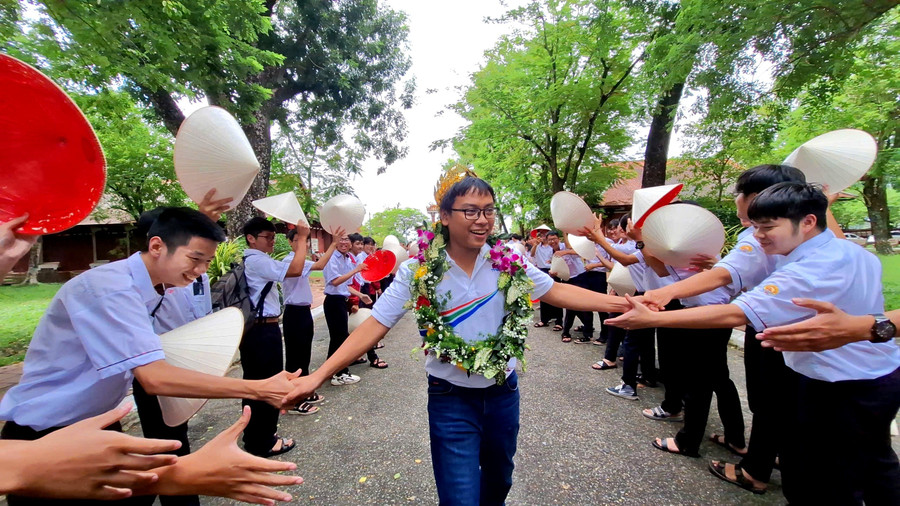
[362, 249, 395, 282]
[384, 243, 409, 274]
[607, 263, 636, 296]
[550, 256, 570, 281]
[348, 308, 372, 333]
[510, 242, 528, 257]
[641, 204, 725, 268]
[0, 54, 106, 235]
[157, 308, 243, 427]
[252, 192, 308, 225]
[782, 129, 878, 193]
[551, 192, 594, 234]
[174, 106, 260, 210]
[567, 234, 597, 261]
[319, 194, 365, 235]
[632, 183, 683, 228]
[530, 224, 551, 238]
[383, 235, 401, 248]
[407, 241, 420, 256]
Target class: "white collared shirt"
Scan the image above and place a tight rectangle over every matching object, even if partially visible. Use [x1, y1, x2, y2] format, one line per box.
[0, 253, 165, 430]
[281, 252, 315, 306]
[323, 251, 357, 297]
[715, 228, 783, 297]
[587, 242, 612, 272]
[733, 230, 900, 382]
[372, 244, 554, 388]
[152, 274, 212, 333]
[561, 252, 586, 279]
[533, 244, 553, 268]
[666, 266, 731, 308]
[243, 248, 287, 318]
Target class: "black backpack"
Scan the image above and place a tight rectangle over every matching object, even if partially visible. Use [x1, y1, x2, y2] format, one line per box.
[210, 256, 274, 334]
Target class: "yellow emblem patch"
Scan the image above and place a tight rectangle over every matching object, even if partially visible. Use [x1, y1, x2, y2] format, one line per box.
[763, 284, 779, 296]
[739, 244, 753, 252]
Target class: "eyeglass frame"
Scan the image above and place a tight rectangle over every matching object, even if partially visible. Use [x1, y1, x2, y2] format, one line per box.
[449, 207, 498, 220]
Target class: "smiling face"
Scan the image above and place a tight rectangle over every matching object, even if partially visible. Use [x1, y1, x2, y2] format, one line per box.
[336, 235, 352, 255]
[246, 231, 276, 254]
[364, 243, 376, 255]
[751, 216, 814, 255]
[440, 189, 495, 251]
[150, 236, 217, 287]
[734, 192, 757, 228]
[351, 240, 364, 255]
[546, 233, 560, 250]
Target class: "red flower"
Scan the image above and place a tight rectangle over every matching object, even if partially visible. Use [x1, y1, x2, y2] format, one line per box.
[416, 295, 431, 309]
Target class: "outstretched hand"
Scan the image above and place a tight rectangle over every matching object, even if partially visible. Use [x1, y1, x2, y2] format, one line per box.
[157, 406, 302, 504]
[283, 375, 325, 409]
[758, 298, 873, 352]
[257, 370, 303, 408]
[604, 294, 658, 330]
[8, 403, 181, 500]
[198, 189, 234, 222]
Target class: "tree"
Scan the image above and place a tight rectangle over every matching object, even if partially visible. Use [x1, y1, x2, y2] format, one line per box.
[361, 207, 428, 246]
[5, 0, 414, 236]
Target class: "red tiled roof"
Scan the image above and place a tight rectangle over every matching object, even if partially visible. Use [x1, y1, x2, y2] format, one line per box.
[597, 159, 746, 207]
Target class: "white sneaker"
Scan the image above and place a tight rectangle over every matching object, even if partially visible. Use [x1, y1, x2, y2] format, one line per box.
[331, 373, 361, 386]
[605, 383, 639, 400]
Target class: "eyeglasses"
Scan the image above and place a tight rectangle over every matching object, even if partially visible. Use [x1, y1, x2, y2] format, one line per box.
[450, 207, 497, 220]
[255, 233, 276, 241]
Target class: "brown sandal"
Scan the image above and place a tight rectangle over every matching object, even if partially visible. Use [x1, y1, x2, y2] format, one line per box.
[708, 461, 766, 494]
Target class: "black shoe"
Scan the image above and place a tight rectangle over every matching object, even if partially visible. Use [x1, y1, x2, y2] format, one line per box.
[574, 336, 592, 344]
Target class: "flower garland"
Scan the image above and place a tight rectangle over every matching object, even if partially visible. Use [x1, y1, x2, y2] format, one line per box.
[403, 223, 535, 384]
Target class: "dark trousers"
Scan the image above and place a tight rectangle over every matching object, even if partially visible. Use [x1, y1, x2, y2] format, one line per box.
[739, 326, 788, 482]
[1, 421, 150, 506]
[324, 294, 351, 376]
[780, 366, 900, 505]
[621, 327, 656, 388]
[239, 321, 283, 456]
[538, 268, 563, 325]
[283, 304, 314, 377]
[584, 271, 609, 340]
[562, 274, 592, 337]
[656, 301, 686, 415]
[603, 313, 626, 362]
[674, 327, 745, 455]
[132, 379, 199, 506]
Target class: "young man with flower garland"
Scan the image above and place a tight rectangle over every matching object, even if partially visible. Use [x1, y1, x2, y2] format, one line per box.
[283, 175, 629, 505]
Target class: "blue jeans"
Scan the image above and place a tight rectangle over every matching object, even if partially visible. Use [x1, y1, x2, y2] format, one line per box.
[427, 372, 520, 506]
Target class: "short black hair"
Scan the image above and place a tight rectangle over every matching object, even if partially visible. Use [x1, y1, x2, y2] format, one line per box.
[747, 182, 827, 231]
[735, 164, 806, 197]
[147, 207, 226, 252]
[363, 236, 376, 246]
[510, 233, 522, 241]
[439, 177, 496, 215]
[546, 230, 560, 239]
[348, 233, 364, 243]
[242, 217, 275, 238]
[619, 218, 628, 232]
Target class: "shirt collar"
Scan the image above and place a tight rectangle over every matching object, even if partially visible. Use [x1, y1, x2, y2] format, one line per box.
[127, 252, 163, 308]
[785, 229, 834, 263]
[244, 248, 267, 257]
[445, 243, 492, 278]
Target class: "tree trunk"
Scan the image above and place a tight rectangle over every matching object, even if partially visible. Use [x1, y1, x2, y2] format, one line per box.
[227, 109, 273, 238]
[641, 82, 685, 188]
[862, 174, 893, 255]
[19, 238, 42, 286]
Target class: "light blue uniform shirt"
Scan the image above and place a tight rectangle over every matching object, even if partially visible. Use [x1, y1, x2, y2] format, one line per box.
[715, 227, 782, 298]
[666, 266, 731, 308]
[281, 252, 315, 306]
[533, 244, 553, 269]
[153, 274, 212, 333]
[561, 252, 586, 279]
[612, 241, 646, 293]
[733, 230, 900, 382]
[323, 251, 357, 297]
[243, 249, 288, 318]
[372, 244, 554, 388]
[0, 253, 166, 430]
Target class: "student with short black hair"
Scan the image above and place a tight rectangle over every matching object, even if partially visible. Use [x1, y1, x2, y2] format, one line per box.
[607, 183, 900, 503]
[322, 233, 371, 385]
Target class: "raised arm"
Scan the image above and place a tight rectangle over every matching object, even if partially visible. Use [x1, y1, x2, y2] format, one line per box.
[285, 220, 310, 278]
[606, 295, 748, 330]
[310, 227, 344, 271]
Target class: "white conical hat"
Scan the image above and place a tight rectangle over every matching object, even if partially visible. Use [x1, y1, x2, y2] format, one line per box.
[783, 129, 878, 193]
[251, 192, 308, 225]
[607, 263, 636, 296]
[407, 241, 420, 256]
[348, 308, 372, 333]
[383, 235, 400, 248]
[530, 224, 551, 238]
[632, 183, 683, 228]
[157, 308, 243, 427]
[641, 204, 725, 268]
[567, 234, 596, 261]
[174, 106, 260, 210]
[550, 256, 570, 281]
[319, 194, 365, 235]
[383, 242, 409, 273]
[510, 242, 528, 257]
[551, 192, 594, 235]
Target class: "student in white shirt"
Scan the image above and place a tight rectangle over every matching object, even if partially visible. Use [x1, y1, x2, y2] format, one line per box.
[282, 176, 629, 505]
[322, 233, 371, 385]
[606, 183, 900, 504]
[550, 233, 593, 343]
[531, 230, 563, 329]
[281, 226, 342, 413]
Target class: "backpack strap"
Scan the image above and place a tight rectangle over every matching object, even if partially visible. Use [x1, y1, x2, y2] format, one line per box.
[243, 254, 276, 319]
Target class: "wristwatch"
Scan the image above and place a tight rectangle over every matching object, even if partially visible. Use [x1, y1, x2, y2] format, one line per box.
[635, 241, 645, 250]
[870, 314, 897, 343]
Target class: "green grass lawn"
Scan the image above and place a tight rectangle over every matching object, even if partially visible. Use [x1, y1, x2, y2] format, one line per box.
[880, 254, 900, 311]
[0, 283, 62, 366]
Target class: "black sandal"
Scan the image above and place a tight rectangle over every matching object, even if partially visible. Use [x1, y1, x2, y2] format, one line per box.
[304, 392, 324, 404]
[351, 357, 367, 365]
[264, 436, 296, 458]
[561, 334, 572, 343]
[552, 324, 563, 331]
[288, 402, 320, 416]
[652, 437, 699, 458]
[369, 358, 389, 369]
[708, 461, 766, 494]
[534, 321, 548, 328]
[709, 434, 747, 456]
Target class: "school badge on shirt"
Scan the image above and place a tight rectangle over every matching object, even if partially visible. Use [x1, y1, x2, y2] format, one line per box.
[739, 245, 753, 252]
[763, 284, 779, 296]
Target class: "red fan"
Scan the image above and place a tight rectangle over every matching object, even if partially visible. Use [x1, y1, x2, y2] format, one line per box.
[0, 55, 106, 235]
[362, 249, 396, 282]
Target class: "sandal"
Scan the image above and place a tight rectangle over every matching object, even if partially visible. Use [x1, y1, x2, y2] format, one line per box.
[652, 437, 699, 458]
[709, 434, 747, 456]
[642, 405, 683, 422]
[264, 436, 296, 458]
[552, 324, 563, 331]
[591, 360, 617, 370]
[534, 321, 548, 328]
[369, 358, 389, 369]
[375, 342, 385, 349]
[561, 335, 572, 343]
[574, 325, 584, 332]
[351, 357, 367, 365]
[304, 392, 324, 404]
[288, 402, 320, 416]
[708, 461, 766, 494]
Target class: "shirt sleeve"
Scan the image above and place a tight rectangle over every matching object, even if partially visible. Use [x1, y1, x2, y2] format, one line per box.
[732, 265, 832, 331]
[67, 289, 165, 379]
[248, 253, 290, 283]
[323, 254, 342, 285]
[715, 236, 771, 294]
[302, 260, 314, 278]
[371, 262, 414, 328]
[525, 259, 554, 299]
